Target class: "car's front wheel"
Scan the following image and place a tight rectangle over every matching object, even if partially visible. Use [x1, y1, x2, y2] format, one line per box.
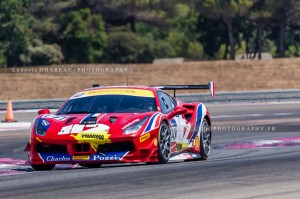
[31, 164, 55, 171]
[199, 118, 211, 160]
[157, 121, 171, 164]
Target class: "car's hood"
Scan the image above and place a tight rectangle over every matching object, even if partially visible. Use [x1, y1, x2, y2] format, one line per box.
[36, 112, 157, 138]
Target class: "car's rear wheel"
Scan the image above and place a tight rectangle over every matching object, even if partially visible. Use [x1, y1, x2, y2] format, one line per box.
[199, 118, 211, 160]
[157, 121, 171, 164]
[31, 164, 55, 171]
[79, 163, 102, 168]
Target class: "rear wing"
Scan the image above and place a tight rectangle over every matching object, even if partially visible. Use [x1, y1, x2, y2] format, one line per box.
[155, 81, 215, 98]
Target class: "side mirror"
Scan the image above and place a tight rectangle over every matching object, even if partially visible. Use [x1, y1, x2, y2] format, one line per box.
[168, 107, 188, 119]
[38, 109, 50, 115]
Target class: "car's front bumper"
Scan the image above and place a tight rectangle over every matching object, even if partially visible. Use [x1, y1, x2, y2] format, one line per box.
[27, 132, 159, 165]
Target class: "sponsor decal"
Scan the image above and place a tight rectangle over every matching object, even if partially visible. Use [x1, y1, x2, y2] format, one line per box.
[122, 119, 140, 130]
[170, 118, 178, 142]
[92, 152, 128, 161]
[72, 155, 90, 160]
[175, 142, 189, 151]
[39, 152, 128, 162]
[192, 136, 200, 150]
[92, 155, 120, 161]
[81, 133, 104, 140]
[170, 115, 192, 144]
[70, 92, 85, 99]
[39, 153, 72, 162]
[140, 133, 150, 142]
[59, 124, 111, 151]
[83, 89, 155, 98]
[71, 131, 111, 151]
[42, 114, 68, 121]
[153, 138, 158, 147]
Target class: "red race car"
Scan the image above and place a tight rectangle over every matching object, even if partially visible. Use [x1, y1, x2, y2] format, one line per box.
[25, 83, 215, 170]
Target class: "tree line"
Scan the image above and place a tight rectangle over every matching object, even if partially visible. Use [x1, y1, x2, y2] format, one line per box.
[0, 0, 299, 67]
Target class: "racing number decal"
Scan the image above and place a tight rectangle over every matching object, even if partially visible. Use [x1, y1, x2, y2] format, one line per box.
[58, 124, 111, 151]
[58, 124, 109, 135]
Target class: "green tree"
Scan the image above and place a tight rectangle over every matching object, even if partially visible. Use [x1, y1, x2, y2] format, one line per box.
[135, 22, 175, 58]
[186, 42, 205, 59]
[198, 0, 253, 60]
[167, 31, 190, 57]
[90, 0, 179, 32]
[266, 0, 300, 57]
[0, 0, 35, 67]
[197, 15, 228, 59]
[104, 32, 154, 63]
[247, 0, 272, 59]
[57, 8, 107, 63]
[171, 3, 206, 59]
[20, 40, 64, 66]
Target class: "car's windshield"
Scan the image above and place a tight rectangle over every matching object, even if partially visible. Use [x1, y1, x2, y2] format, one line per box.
[57, 95, 157, 114]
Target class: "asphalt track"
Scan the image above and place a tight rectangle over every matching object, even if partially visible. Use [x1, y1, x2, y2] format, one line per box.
[1, 102, 300, 199]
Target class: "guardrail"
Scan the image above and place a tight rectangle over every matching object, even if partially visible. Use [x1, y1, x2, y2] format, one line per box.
[1, 90, 300, 111]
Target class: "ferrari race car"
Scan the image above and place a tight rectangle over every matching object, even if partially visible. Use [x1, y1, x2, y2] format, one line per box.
[25, 83, 215, 170]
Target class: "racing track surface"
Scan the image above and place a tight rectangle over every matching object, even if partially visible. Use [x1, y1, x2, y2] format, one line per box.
[1, 102, 300, 199]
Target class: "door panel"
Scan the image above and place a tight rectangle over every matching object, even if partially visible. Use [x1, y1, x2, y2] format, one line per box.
[169, 114, 193, 152]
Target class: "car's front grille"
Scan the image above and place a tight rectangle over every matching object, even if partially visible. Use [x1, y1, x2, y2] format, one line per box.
[98, 142, 134, 152]
[36, 143, 68, 153]
[75, 144, 90, 152]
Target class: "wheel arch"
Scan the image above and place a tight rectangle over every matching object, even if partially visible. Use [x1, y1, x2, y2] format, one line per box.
[161, 118, 170, 126]
[204, 115, 211, 127]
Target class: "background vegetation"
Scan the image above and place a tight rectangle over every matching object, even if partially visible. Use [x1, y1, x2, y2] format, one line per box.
[0, 0, 299, 67]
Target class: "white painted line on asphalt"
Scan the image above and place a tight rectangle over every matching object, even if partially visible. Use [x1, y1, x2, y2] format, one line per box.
[0, 122, 31, 132]
[211, 113, 294, 119]
[273, 113, 294, 116]
[212, 114, 264, 119]
[207, 101, 300, 107]
[0, 109, 57, 113]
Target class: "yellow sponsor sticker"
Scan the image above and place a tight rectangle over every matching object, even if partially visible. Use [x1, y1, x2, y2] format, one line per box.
[153, 138, 158, 146]
[193, 136, 200, 149]
[71, 131, 111, 151]
[84, 89, 155, 98]
[72, 155, 90, 160]
[140, 133, 150, 142]
[176, 142, 189, 151]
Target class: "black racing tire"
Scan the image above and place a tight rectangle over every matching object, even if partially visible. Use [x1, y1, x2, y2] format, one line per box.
[199, 118, 211, 160]
[31, 164, 55, 171]
[157, 121, 171, 164]
[79, 163, 102, 168]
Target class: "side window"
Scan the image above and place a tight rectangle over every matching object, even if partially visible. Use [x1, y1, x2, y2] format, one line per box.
[158, 91, 175, 114]
[168, 95, 177, 109]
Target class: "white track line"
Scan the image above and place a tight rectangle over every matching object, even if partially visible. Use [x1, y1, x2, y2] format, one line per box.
[212, 113, 294, 119]
[208, 101, 300, 107]
[0, 109, 57, 113]
[0, 122, 31, 131]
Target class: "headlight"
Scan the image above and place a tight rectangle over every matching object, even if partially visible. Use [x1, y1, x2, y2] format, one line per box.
[35, 119, 50, 136]
[123, 116, 149, 135]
